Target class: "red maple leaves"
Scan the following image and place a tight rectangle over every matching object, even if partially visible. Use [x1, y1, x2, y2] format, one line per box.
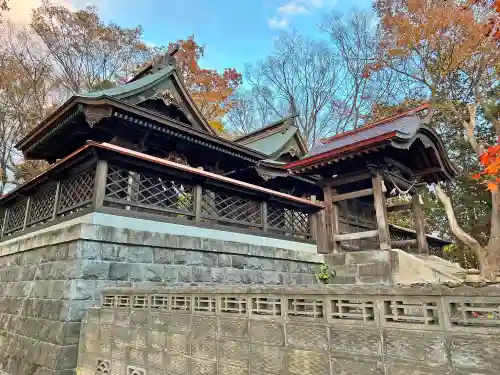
[472, 139, 500, 191]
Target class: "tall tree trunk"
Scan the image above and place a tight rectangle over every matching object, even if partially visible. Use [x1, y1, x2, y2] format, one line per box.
[484, 189, 500, 280]
[434, 184, 499, 280]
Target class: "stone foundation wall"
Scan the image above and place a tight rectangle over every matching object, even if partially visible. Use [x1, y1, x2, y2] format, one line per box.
[79, 284, 500, 375]
[0, 223, 322, 374]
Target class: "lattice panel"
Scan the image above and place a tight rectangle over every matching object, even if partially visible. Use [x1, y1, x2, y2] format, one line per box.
[201, 189, 261, 225]
[268, 204, 310, 235]
[193, 296, 216, 313]
[58, 168, 95, 212]
[27, 185, 56, 225]
[331, 299, 375, 321]
[449, 300, 500, 327]
[287, 298, 323, 318]
[4, 199, 27, 233]
[251, 297, 282, 316]
[383, 300, 438, 325]
[105, 166, 194, 214]
[221, 297, 247, 314]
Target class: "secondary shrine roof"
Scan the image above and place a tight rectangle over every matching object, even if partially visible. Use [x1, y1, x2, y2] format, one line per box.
[234, 115, 308, 159]
[286, 104, 458, 183]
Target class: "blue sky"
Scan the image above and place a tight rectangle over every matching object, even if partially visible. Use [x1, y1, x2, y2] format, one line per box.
[94, 0, 373, 75]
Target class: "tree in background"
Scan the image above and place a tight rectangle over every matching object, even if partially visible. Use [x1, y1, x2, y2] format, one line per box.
[31, 0, 150, 94]
[371, 0, 500, 278]
[229, 13, 414, 145]
[164, 36, 242, 132]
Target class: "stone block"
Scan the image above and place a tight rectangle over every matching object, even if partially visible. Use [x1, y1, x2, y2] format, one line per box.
[287, 349, 330, 375]
[191, 335, 217, 360]
[217, 254, 232, 267]
[192, 267, 212, 282]
[79, 260, 111, 280]
[191, 358, 217, 375]
[145, 264, 165, 282]
[250, 321, 284, 345]
[108, 263, 131, 281]
[334, 264, 359, 277]
[153, 248, 174, 264]
[70, 280, 95, 300]
[330, 326, 380, 357]
[163, 265, 179, 282]
[177, 266, 193, 282]
[346, 250, 390, 265]
[59, 300, 94, 322]
[358, 262, 391, 277]
[250, 345, 286, 373]
[218, 340, 249, 367]
[148, 330, 167, 350]
[287, 322, 328, 351]
[55, 345, 79, 370]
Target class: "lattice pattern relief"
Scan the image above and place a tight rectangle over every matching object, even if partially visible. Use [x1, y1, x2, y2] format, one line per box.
[59, 168, 95, 212]
[193, 296, 216, 313]
[96, 359, 110, 374]
[268, 204, 310, 235]
[449, 300, 500, 327]
[221, 297, 247, 314]
[201, 189, 261, 225]
[251, 297, 282, 316]
[383, 300, 438, 325]
[27, 185, 56, 225]
[331, 299, 375, 321]
[4, 199, 27, 234]
[105, 166, 193, 214]
[287, 298, 323, 318]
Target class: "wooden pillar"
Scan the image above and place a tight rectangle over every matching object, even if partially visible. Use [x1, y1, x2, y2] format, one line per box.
[372, 173, 391, 250]
[412, 193, 429, 254]
[323, 186, 340, 253]
[92, 160, 108, 210]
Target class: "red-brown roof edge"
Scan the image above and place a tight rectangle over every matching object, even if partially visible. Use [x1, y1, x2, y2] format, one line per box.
[319, 103, 429, 145]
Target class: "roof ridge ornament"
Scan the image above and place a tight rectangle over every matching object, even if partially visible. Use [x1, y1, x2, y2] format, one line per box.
[151, 45, 180, 74]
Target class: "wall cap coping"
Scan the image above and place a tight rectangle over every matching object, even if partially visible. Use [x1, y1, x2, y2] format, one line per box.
[101, 282, 500, 297]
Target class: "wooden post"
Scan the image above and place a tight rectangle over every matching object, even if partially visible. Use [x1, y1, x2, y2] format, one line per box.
[323, 186, 340, 253]
[412, 193, 429, 254]
[1, 208, 8, 238]
[194, 185, 203, 222]
[372, 173, 391, 250]
[310, 195, 317, 240]
[315, 210, 329, 254]
[52, 181, 61, 219]
[23, 196, 31, 230]
[92, 160, 108, 210]
[261, 201, 268, 232]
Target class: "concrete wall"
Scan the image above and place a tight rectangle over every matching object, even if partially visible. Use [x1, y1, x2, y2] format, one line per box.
[0, 223, 323, 374]
[78, 284, 500, 375]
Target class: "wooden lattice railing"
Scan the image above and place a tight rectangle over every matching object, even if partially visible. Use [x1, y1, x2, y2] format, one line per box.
[0, 146, 321, 242]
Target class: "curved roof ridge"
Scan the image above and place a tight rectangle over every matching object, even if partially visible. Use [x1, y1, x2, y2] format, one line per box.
[320, 103, 429, 145]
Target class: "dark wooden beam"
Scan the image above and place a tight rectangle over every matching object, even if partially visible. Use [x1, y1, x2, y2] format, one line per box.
[372, 173, 391, 250]
[323, 186, 340, 253]
[412, 194, 429, 254]
[392, 239, 417, 247]
[384, 157, 414, 178]
[414, 167, 443, 177]
[321, 172, 371, 187]
[331, 188, 374, 203]
[334, 230, 378, 241]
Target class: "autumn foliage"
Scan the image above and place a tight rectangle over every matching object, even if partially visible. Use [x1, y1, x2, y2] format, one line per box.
[472, 141, 500, 191]
[167, 36, 242, 132]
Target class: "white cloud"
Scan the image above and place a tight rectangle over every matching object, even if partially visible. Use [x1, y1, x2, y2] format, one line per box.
[269, 0, 337, 30]
[278, 2, 308, 15]
[268, 17, 290, 30]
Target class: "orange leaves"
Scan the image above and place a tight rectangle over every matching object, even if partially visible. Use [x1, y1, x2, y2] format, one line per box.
[472, 139, 500, 191]
[168, 36, 242, 132]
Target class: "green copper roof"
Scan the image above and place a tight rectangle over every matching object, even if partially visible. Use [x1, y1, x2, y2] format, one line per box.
[80, 66, 175, 102]
[243, 126, 299, 157]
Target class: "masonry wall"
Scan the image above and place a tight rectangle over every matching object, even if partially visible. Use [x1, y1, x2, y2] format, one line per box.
[0, 223, 323, 374]
[78, 284, 500, 375]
